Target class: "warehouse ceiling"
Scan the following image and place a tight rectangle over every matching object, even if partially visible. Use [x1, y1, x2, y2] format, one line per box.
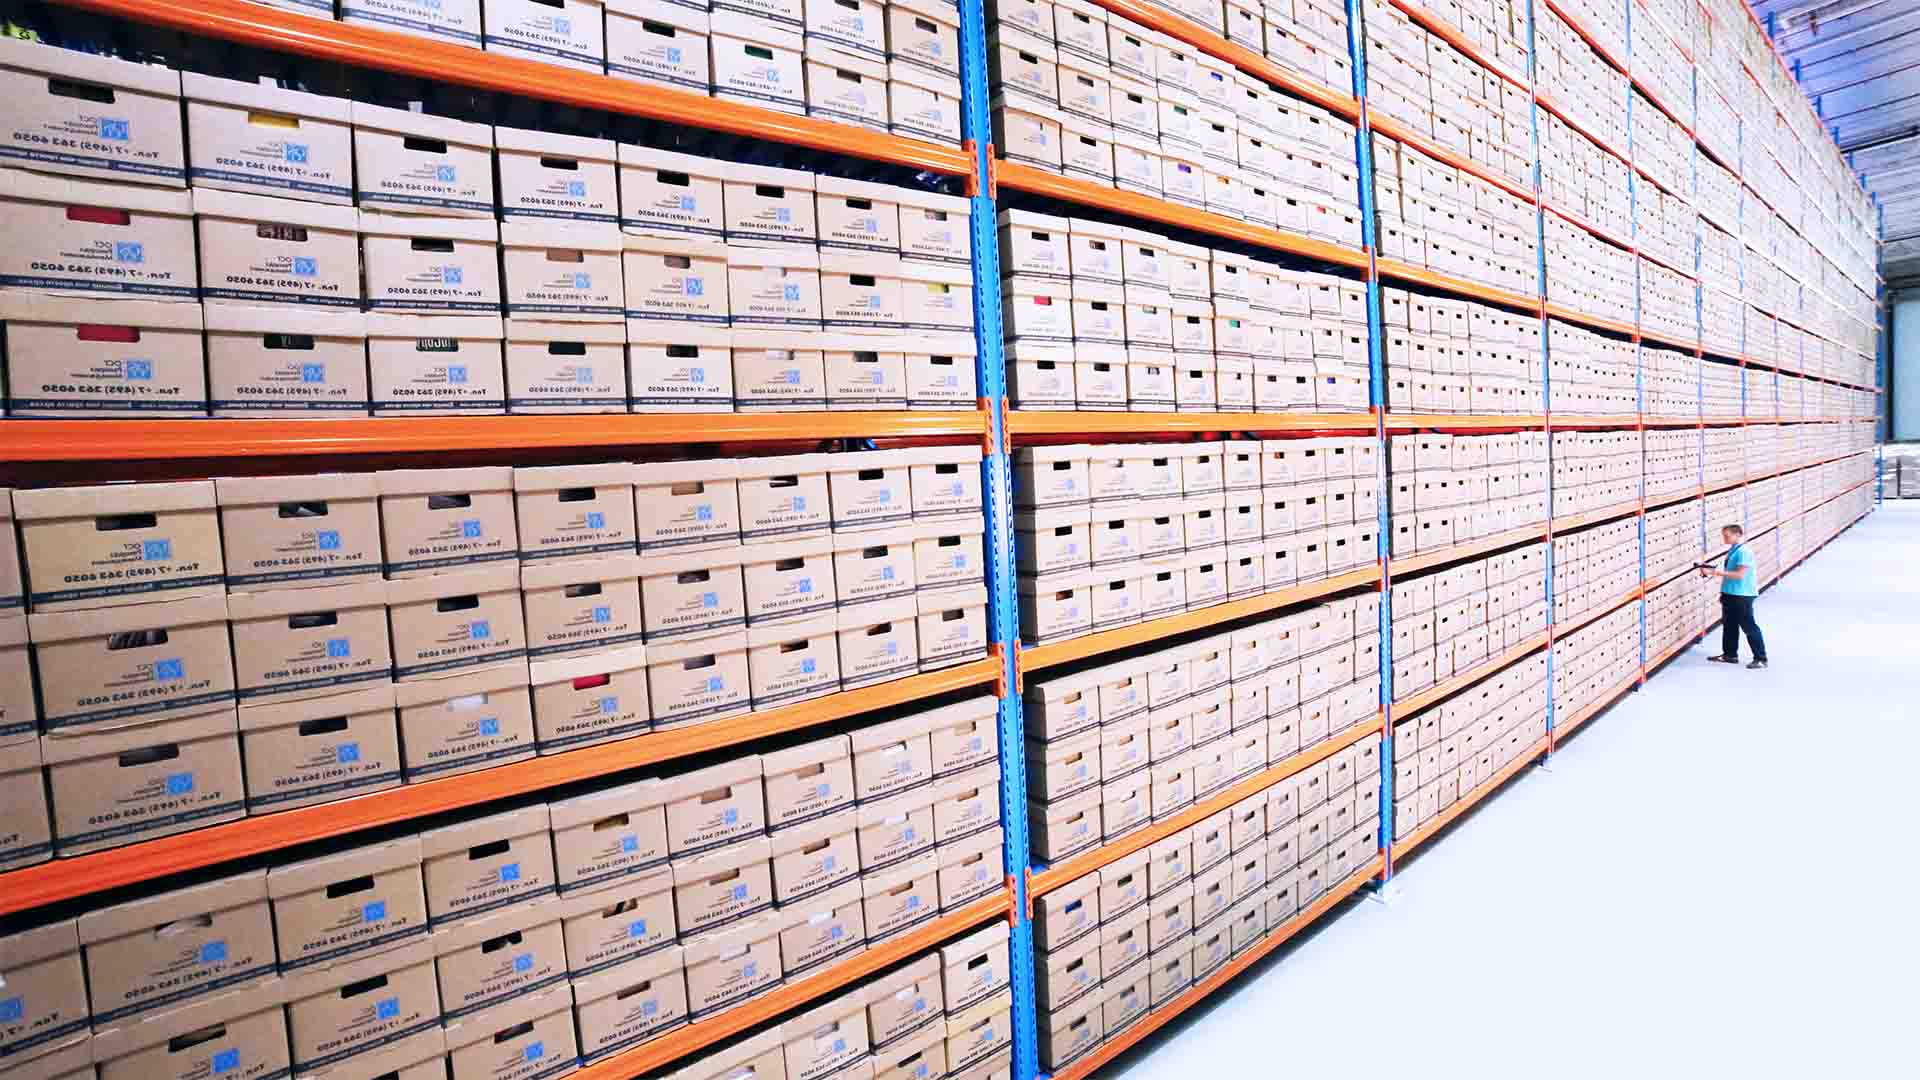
[1748, 0, 1919, 287]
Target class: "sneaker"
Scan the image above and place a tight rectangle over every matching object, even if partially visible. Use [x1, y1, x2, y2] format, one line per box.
[1747, 659, 1767, 669]
[1707, 654, 1739, 663]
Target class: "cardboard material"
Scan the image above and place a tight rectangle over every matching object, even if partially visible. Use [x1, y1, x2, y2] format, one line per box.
[377, 467, 518, 578]
[238, 684, 401, 813]
[502, 318, 627, 410]
[31, 594, 234, 734]
[767, 808, 858, 903]
[671, 834, 773, 936]
[193, 188, 359, 308]
[937, 825, 1002, 910]
[267, 837, 429, 973]
[645, 631, 750, 728]
[16, 482, 223, 613]
[680, 914, 781, 1018]
[499, 221, 623, 320]
[419, 805, 556, 930]
[385, 567, 527, 680]
[554, 867, 676, 977]
[440, 983, 578, 1080]
[761, 734, 854, 831]
[720, 162, 817, 245]
[520, 555, 646, 659]
[182, 72, 351, 202]
[350, 103, 493, 217]
[0, 294, 206, 417]
[90, 982, 290, 1080]
[861, 853, 939, 941]
[483, 0, 607, 70]
[360, 212, 502, 314]
[866, 954, 942, 1047]
[366, 313, 507, 415]
[495, 127, 618, 224]
[572, 944, 688, 1062]
[0, 169, 196, 299]
[340, 0, 481, 45]
[711, 15, 806, 114]
[636, 547, 746, 642]
[622, 235, 730, 324]
[606, 0, 713, 94]
[0, 733, 50, 872]
[429, 906, 567, 1022]
[528, 645, 651, 754]
[282, 937, 442, 1074]
[0, 919, 87, 1064]
[782, 985, 870, 1080]
[615, 145, 725, 239]
[203, 304, 368, 416]
[731, 329, 826, 412]
[0, 37, 185, 186]
[736, 453, 833, 542]
[776, 880, 865, 977]
[77, 870, 275, 1026]
[394, 663, 535, 781]
[228, 582, 392, 703]
[513, 463, 636, 564]
[631, 459, 743, 553]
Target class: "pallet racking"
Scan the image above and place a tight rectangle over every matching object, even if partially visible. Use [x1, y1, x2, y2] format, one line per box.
[0, 0, 1885, 1079]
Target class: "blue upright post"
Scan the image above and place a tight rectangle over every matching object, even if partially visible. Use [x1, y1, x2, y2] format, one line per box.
[1525, 0, 1556, 748]
[955, 4, 1036, 1079]
[1342, 0, 1394, 877]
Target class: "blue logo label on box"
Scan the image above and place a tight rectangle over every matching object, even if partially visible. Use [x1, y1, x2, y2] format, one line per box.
[593, 606, 611, 623]
[731, 884, 748, 901]
[801, 658, 816, 673]
[695, 504, 713, 521]
[666, 46, 683, 63]
[816, 783, 830, 797]
[707, 676, 724, 691]
[576, 366, 594, 383]
[573, 272, 591, 289]
[885, 641, 898, 656]
[317, 530, 341, 550]
[793, 496, 807, 511]
[126, 359, 153, 380]
[442, 265, 463, 285]
[143, 538, 172, 561]
[376, 998, 400, 1020]
[470, 620, 491, 640]
[783, 283, 801, 302]
[881, 566, 895, 581]
[688, 367, 706, 384]
[513, 953, 533, 973]
[701, 592, 718, 608]
[499, 862, 520, 882]
[155, 658, 184, 681]
[627, 919, 648, 938]
[954, 554, 967, 568]
[212, 1049, 240, 1074]
[327, 638, 352, 658]
[641, 999, 658, 1016]
[200, 940, 227, 964]
[743, 961, 758, 979]
[775, 207, 791, 223]
[98, 117, 129, 140]
[684, 277, 704, 297]
[435, 165, 457, 183]
[447, 365, 468, 384]
[599, 696, 618, 714]
[822, 854, 835, 872]
[553, 15, 570, 32]
[461, 519, 484, 538]
[568, 181, 587, 197]
[722, 808, 738, 825]
[292, 257, 316, 277]
[478, 716, 500, 736]
[115, 241, 144, 264]
[586, 511, 605, 529]
[363, 900, 386, 923]
[797, 578, 812, 594]
[285, 143, 308, 163]
[679, 195, 696, 211]
[302, 363, 327, 383]
[782, 368, 801, 384]
[621, 834, 638, 853]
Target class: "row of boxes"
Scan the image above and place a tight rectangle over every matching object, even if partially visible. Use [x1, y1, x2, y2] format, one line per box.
[1549, 430, 1639, 517]
[1644, 560, 1714, 660]
[1381, 288, 1544, 416]
[1534, 4, 1629, 155]
[1372, 134, 1540, 299]
[1642, 498, 1705, 585]
[1641, 342, 1701, 416]
[1643, 427, 1702, 502]
[1363, 0, 1534, 187]
[1023, 594, 1382, 861]
[1388, 542, 1546, 700]
[1543, 215, 1635, 326]
[1550, 516, 1639, 627]
[1389, 648, 1546, 838]
[1544, 318, 1635, 415]
[1386, 431, 1550, 550]
[1550, 596, 1638, 718]
[1027, 728, 1382, 1070]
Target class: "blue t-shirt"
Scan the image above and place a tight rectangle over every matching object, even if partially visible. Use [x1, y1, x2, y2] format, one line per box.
[1723, 543, 1758, 596]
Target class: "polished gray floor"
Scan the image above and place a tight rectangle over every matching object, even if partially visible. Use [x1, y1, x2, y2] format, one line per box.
[1110, 500, 1916, 1079]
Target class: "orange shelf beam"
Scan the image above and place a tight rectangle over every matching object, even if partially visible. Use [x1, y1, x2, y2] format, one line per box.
[1550, 499, 1643, 532]
[1542, 200, 1634, 252]
[0, 658, 999, 916]
[1644, 485, 1705, 511]
[1081, 0, 1360, 118]
[1546, 415, 1638, 429]
[0, 412, 989, 462]
[1026, 716, 1384, 898]
[1533, 88, 1631, 164]
[60, 0, 973, 177]
[577, 890, 1014, 1079]
[1019, 565, 1383, 673]
[1552, 670, 1639, 745]
[1381, 414, 1547, 430]
[1005, 411, 1378, 437]
[1388, 522, 1549, 576]
[1390, 630, 1549, 723]
[1048, 855, 1383, 1080]
[1641, 416, 1704, 427]
[995, 161, 1369, 269]
[1541, 0, 1628, 74]
[1543, 302, 1637, 338]
[1552, 584, 1643, 638]
[1375, 259, 1542, 312]
[1393, 734, 1548, 858]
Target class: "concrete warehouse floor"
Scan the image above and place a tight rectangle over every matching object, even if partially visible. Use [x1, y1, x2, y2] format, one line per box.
[1109, 501, 1919, 1079]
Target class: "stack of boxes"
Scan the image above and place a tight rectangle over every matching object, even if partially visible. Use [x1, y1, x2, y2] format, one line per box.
[0, 720, 1008, 1080]
[1372, 135, 1540, 297]
[1543, 216, 1634, 325]
[1634, 183, 1694, 285]
[1028, 723, 1383, 1071]
[1000, 212, 1370, 412]
[1021, 594, 1382, 868]
[1386, 544, 1548, 701]
[1012, 438, 1379, 644]
[1389, 649, 1547, 839]
[1380, 289, 1545, 415]
[1643, 427, 1701, 501]
[985, 0, 1361, 246]
[1702, 359, 1743, 418]
[1544, 320, 1635, 415]
[1629, 93, 1690, 210]
[1642, 498, 1703, 583]
[0, 456, 988, 860]
[1361, 0, 1535, 187]
[1549, 430, 1639, 517]
[1533, 5, 1629, 155]
[1637, 256, 1697, 346]
[1385, 432, 1549, 558]
[1549, 518, 1638, 626]
[1702, 427, 1743, 489]
[0, 35, 978, 416]
[1549, 598, 1640, 720]
[1641, 344, 1700, 416]
[1539, 115, 1631, 242]
[1630, 0, 1693, 129]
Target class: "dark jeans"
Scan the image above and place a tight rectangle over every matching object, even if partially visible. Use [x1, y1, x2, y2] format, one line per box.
[1720, 594, 1767, 661]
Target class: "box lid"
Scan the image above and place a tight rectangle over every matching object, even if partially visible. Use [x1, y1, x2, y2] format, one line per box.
[855, 782, 937, 825]
[359, 209, 497, 242]
[655, 754, 760, 803]
[892, 184, 969, 213]
[441, 983, 571, 1054]
[28, 593, 228, 645]
[520, 553, 645, 591]
[631, 457, 740, 486]
[193, 186, 357, 231]
[267, 836, 422, 897]
[746, 613, 837, 648]
[215, 471, 377, 506]
[727, 244, 820, 271]
[785, 974, 869, 1030]
[417, 804, 551, 861]
[182, 70, 350, 121]
[0, 293, 204, 330]
[917, 585, 985, 613]
[498, 218, 622, 251]
[392, 660, 529, 709]
[528, 643, 648, 689]
[428, 892, 559, 955]
[646, 629, 746, 665]
[766, 806, 855, 856]
[805, 41, 888, 78]
[677, 912, 780, 967]
[376, 466, 513, 498]
[615, 143, 729, 175]
[940, 921, 1009, 968]
[366, 312, 503, 338]
[493, 126, 615, 161]
[570, 943, 684, 1006]
[819, 249, 903, 276]
[837, 594, 915, 629]
[0, 35, 179, 96]
[621, 233, 729, 258]
[238, 682, 395, 733]
[91, 981, 288, 1062]
[201, 302, 364, 336]
[900, 260, 973, 285]
[625, 322, 732, 348]
[886, 0, 960, 23]
[350, 100, 492, 146]
[547, 776, 668, 832]
[15, 478, 216, 521]
[911, 517, 985, 540]
[281, 936, 433, 1002]
[815, 176, 907, 203]
[719, 161, 817, 189]
[506, 317, 626, 342]
[512, 462, 632, 494]
[553, 864, 672, 917]
[735, 452, 838, 478]
[635, 544, 745, 580]
[383, 564, 520, 607]
[228, 579, 387, 621]
[78, 869, 267, 944]
[997, 208, 1070, 232]
[0, 166, 192, 214]
[860, 851, 937, 896]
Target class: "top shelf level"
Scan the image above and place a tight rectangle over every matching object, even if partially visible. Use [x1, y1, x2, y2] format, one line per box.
[59, 0, 976, 177]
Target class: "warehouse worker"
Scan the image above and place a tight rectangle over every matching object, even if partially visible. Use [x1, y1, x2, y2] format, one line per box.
[1702, 524, 1767, 669]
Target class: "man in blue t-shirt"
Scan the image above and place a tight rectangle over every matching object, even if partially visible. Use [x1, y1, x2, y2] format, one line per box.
[1702, 523, 1767, 669]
